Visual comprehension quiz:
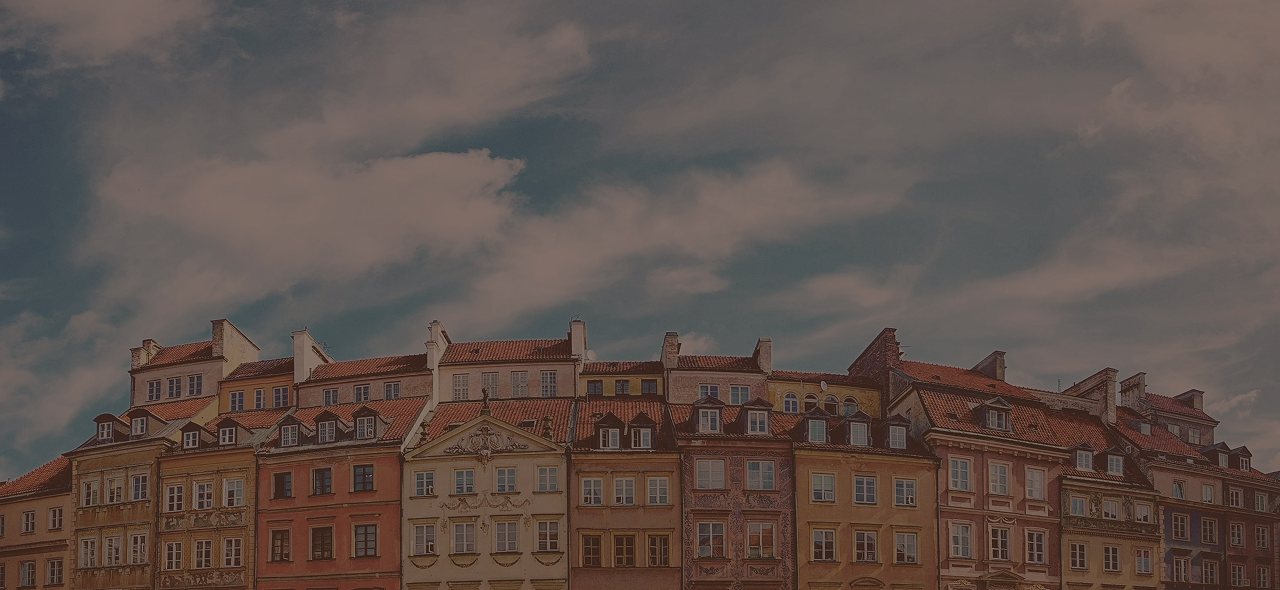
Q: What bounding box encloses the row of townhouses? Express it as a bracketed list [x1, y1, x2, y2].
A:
[0, 319, 1277, 590]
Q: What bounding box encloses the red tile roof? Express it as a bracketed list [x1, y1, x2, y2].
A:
[1046, 410, 1147, 485]
[215, 408, 291, 430]
[145, 340, 216, 368]
[427, 398, 574, 443]
[1114, 407, 1205, 458]
[582, 361, 664, 376]
[900, 360, 1037, 400]
[770, 370, 881, 389]
[916, 389, 1060, 446]
[669, 404, 800, 439]
[676, 355, 761, 372]
[1145, 393, 1217, 422]
[225, 357, 293, 381]
[290, 397, 427, 443]
[0, 456, 71, 499]
[440, 339, 574, 364]
[132, 397, 217, 421]
[307, 354, 428, 382]
[572, 398, 672, 449]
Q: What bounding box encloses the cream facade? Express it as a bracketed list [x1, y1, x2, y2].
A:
[0, 458, 72, 590]
[129, 319, 259, 408]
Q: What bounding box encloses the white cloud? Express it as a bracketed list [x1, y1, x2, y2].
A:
[676, 332, 717, 356]
[1, 0, 212, 65]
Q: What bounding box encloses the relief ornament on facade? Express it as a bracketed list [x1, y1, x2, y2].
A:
[443, 424, 529, 466]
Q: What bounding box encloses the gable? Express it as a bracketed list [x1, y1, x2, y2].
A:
[408, 415, 561, 461]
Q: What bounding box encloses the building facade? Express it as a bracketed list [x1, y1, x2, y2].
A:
[0, 457, 72, 590]
[129, 319, 259, 408]
[435, 321, 587, 404]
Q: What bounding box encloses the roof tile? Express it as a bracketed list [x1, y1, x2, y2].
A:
[917, 388, 1060, 446]
[214, 408, 292, 430]
[573, 398, 673, 449]
[225, 357, 293, 381]
[427, 398, 574, 443]
[0, 456, 71, 499]
[307, 354, 428, 382]
[290, 398, 427, 443]
[670, 404, 799, 439]
[900, 360, 1037, 400]
[1145, 393, 1217, 422]
[1046, 409, 1147, 485]
[582, 361, 664, 376]
[145, 340, 215, 368]
[440, 340, 574, 364]
[133, 397, 217, 421]
[676, 355, 761, 372]
[1114, 407, 1206, 458]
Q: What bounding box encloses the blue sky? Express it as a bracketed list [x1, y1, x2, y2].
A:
[2, 1, 1279, 478]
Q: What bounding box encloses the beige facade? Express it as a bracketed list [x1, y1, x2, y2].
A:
[129, 319, 259, 407]
[298, 370, 433, 407]
[1059, 477, 1161, 590]
[0, 458, 72, 590]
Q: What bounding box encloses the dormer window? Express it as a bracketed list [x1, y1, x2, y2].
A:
[1107, 455, 1124, 476]
[1219, 454, 1229, 468]
[599, 428, 620, 449]
[1168, 424, 1180, 437]
[699, 409, 721, 433]
[1076, 450, 1093, 470]
[888, 426, 907, 449]
[1188, 428, 1201, 445]
[219, 427, 236, 445]
[808, 420, 827, 443]
[98, 422, 113, 441]
[356, 416, 376, 440]
[131, 417, 147, 437]
[1139, 423, 1151, 435]
[183, 431, 199, 449]
[1241, 458, 1251, 471]
[318, 421, 336, 443]
[747, 411, 769, 435]
[280, 425, 299, 447]
[849, 422, 869, 446]
[987, 409, 1009, 430]
[631, 428, 651, 449]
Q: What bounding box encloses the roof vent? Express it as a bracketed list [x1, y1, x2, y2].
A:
[471, 347, 481, 354]
[1139, 423, 1151, 435]
[986, 384, 997, 389]
[519, 419, 537, 428]
[591, 413, 603, 420]
[945, 412, 960, 421]
[1028, 423, 1038, 431]
[932, 375, 942, 380]
[445, 422, 463, 432]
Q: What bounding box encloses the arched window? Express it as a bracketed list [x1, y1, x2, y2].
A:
[804, 394, 819, 412]
[783, 393, 799, 414]
[842, 397, 859, 417]
[823, 395, 838, 415]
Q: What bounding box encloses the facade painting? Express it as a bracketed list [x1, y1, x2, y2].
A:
[0, 457, 72, 590]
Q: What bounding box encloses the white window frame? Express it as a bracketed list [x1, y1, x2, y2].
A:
[648, 476, 669, 505]
[989, 461, 1010, 495]
[812, 473, 835, 502]
[581, 478, 603, 506]
[747, 410, 769, 435]
[632, 428, 651, 448]
[696, 459, 725, 489]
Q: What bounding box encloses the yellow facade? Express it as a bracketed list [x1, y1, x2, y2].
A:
[578, 368, 665, 399]
[156, 444, 258, 588]
[767, 377, 881, 419]
[1059, 478, 1161, 590]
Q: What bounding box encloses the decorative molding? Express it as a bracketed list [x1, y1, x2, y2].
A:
[491, 552, 522, 567]
[440, 494, 532, 514]
[161, 510, 245, 531]
[158, 570, 244, 587]
[409, 554, 439, 569]
[449, 553, 480, 568]
[697, 564, 726, 576]
[532, 551, 563, 566]
[443, 425, 529, 465]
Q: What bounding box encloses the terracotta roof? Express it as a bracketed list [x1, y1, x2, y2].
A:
[145, 340, 215, 368]
[676, 355, 761, 372]
[307, 354, 428, 382]
[289, 398, 427, 443]
[1046, 410, 1147, 485]
[0, 456, 71, 499]
[215, 408, 291, 430]
[770, 370, 881, 389]
[441, 339, 574, 364]
[916, 389, 1060, 446]
[669, 404, 800, 439]
[899, 360, 1037, 400]
[1114, 407, 1205, 458]
[1145, 393, 1217, 422]
[582, 361, 664, 376]
[225, 357, 293, 381]
[572, 398, 673, 449]
[134, 397, 217, 421]
[427, 398, 574, 443]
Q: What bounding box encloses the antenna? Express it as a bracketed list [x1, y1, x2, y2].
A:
[570, 313, 581, 321]
[820, 381, 828, 391]
[1057, 379, 1061, 393]
[586, 350, 597, 361]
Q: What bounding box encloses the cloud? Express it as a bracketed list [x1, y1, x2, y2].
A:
[1, 0, 212, 65]
[676, 332, 717, 356]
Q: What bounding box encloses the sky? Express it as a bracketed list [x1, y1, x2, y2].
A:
[1, 1, 1279, 479]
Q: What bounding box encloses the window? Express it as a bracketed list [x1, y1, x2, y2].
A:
[1219, 453, 1231, 467]
[147, 380, 161, 401]
[1070, 542, 1087, 569]
[581, 478, 603, 505]
[1173, 514, 1188, 539]
[1102, 545, 1120, 572]
[632, 427, 651, 448]
[849, 422, 869, 446]
[987, 409, 1009, 430]
[586, 380, 603, 396]
[812, 473, 835, 502]
[82, 480, 100, 506]
[1026, 468, 1045, 501]
[730, 385, 749, 405]
[1204, 484, 1216, 503]
[895, 479, 917, 506]
[313, 468, 333, 495]
[1136, 503, 1151, 523]
[855, 531, 878, 562]
[698, 409, 720, 433]
[648, 477, 669, 504]
[188, 374, 203, 396]
[220, 426, 236, 445]
[454, 469, 474, 494]
[824, 395, 838, 414]
[511, 371, 528, 397]
[97, 422, 113, 441]
[812, 529, 835, 561]
[163, 541, 181, 570]
[990, 527, 1009, 560]
[48, 507, 62, 531]
[599, 428, 619, 449]
[699, 384, 719, 399]
[808, 420, 827, 442]
[46, 559, 62, 586]
[132, 474, 148, 500]
[19, 562, 33, 588]
[223, 538, 242, 567]
[843, 397, 859, 416]
[1232, 522, 1244, 546]
[888, 425, 907, 449]
[855, 475, 878, 504]
[989, 463, 1009, 495]
[271, 530, 291, 561]
[254, 389, 264, 409]
[230, 390, 244, 411]
[127, 535, 146, 566]
[582, 535, 601, 566]
[747, 411, 769, 435]
[950, 458, 970, 491]
[1231, 488, 1244, 507]
[168, 377, 182, 398]
[183, 430, 199, 448]
[1173, 558, 1189, 582]
[615, 380, 631, 395]
[495, 522, 518, 553]
[18, 510, 34, 534]
[614, 535, 635, 566]
[80, 538, 98, 568]
[131, 416, 147, 437]
[323, 388, 338, 405]
[1189, 428, 1201, 445]
[1205, 560, 1219, 585]
[270, 385, 288, 407]
[614, 477, 635, 505]
[104, 536, 121, 566]
[540, 371, 557, 397]
[453, 523, 475, 554]
[196, 482, 214, 509]
[356, 416, 376, 439]
[165, 485, 184, 512]
[1026, 530, 1044, 564]
[1260, 566, 1271, 588]
[896, 532, 919, 564]
[107, 478, 121, 503]
[353, 465, 374, 492]
[648, 535, 669, 566]
[1203, 518, 1219, 544]
[1259, 525, 1271, 549]
[279, 424, 298, 446]
[698, 522, 725, 558]
[414, 471, 434, 496]
[641, 379, 658, 395]
[1243, 457, 1252, 471]
[697, 459, 725, 489]
[538, 466, 558, 492]
[1076, 450, 1093, 470]
[353, 384, 370, 402]
[747, 523, 775, 558]
[452, 374, 469, 400]
[311, 526, 334, 559]
[317, 421, 335, 443]
[1105, 454, 1123, 475]
[747, 461, 775, 490]
[537, 521, 559, 552]
[1136, 548, 1152, 574]
[384, 381, 401, 399]
[951, 523, 971, 558]
[1173, 480, 1185, 499]
[1103, 500, 1118, 520]
[783, 393, 799, 413]
[479, 372, 498, 397]
[1259, 493, 1269, 512]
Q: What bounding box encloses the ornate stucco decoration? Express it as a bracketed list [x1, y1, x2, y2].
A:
[491, 552, 522, 567]
[409, 554, 439, 569]
[443, 425, 529, 466]
[532, 552, 563, 566]
[946, 580, 976, 590]
[161, 510, 246, 531]
[159, 570, 245, 587]
[440, 494, 533, 513]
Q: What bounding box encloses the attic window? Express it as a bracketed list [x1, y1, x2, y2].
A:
[632, 428, 652, 449]
[1218, 454, 1229, 468]
[1107, 455, 1124, 476]
[932, 375, 942, 380]
[97, 422, 113, 441]
[986, 384, 997, 389]
[183, 431, 199, 449]
[986, 409, 1010, 430]
[808, 420, 827, 443]
[356, 416, 376, 440]
[318, 421, 336, 443]
[1139, 423, 1151, 435]
[1027, 423, 1039, 432]
[888, 426, 907, 449]
[699, 409, 721, 433]
[747, 411, 769, 435]
[849, 422, 869, 446]
[471, 347, 481, 354]
[945, 412, 960, 421]
[1076, 450, 1093, 470]
[280, 425, 299, 447]
[599, 428, 620, 449]
[519, 419, 537, 429]
[131, 417, 148, 437]
[219, 427, 236, 445]
[1241, 457, 1251, 471]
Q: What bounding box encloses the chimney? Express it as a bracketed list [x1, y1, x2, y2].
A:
[1119, 373, 1147, 408]
[131, 339, 162, 370]
[211, 320, 226, 358]
[1174, 389, 1204, 411]
[661, 332, 680, 370]
[1061, 368, 1119, 424]
[569, 320, 587, 359]
[292, 329, 333, 384]
[972, 351, 1006, 382]
[425, 320, 449, 371]
[753, 338, 772, 375]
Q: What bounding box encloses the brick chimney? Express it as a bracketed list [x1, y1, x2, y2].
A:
[662, 332, 680, 370]
[972, 351, 1006, 382]
[1119, 373, 1147, 408]
[1174, 389, 1204, 411]
[131, 339, 163, 370]
[753, 338, 772, 375]
[1061, 367, 1119, 424]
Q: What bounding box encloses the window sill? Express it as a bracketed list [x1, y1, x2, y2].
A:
[351, 554, 381, 560]
[695, 556, 731, 562]
[449, 552, 481, 557]
[350, 488, 377, 494]
[270, 496, 294, 501]
[411, 494, 438, 499]
[307, 557, 336, 562]
[892, 561, 923, 567]
[450, 493, 478, 497]
[267, 559, 292, 563]
[492, 491, 521, 495]
[309, 492, 335, 498]
[533, 490, 563, 495]
[809, 559, 840, 564]
[745, 489, 780, 494]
